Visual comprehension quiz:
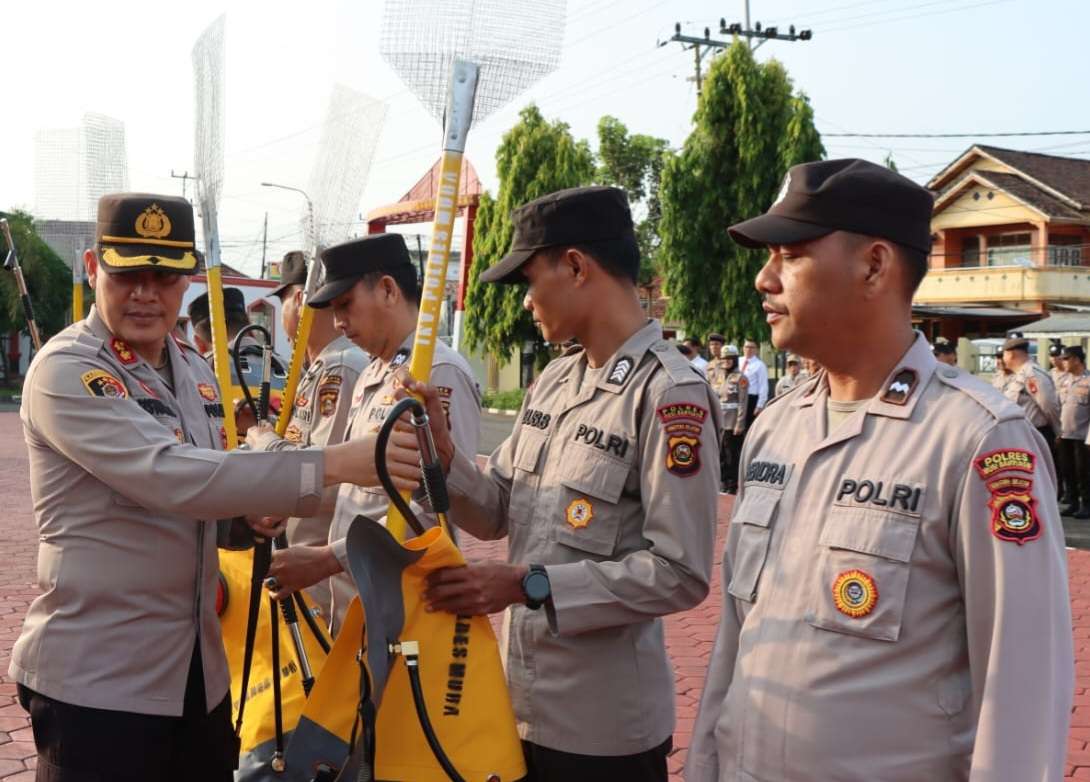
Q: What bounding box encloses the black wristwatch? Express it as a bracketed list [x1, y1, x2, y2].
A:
[521, 564, 551, 610]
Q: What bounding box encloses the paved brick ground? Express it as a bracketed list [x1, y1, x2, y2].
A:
[0, 410, 1084, 780]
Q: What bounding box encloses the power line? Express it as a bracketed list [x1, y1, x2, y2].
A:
[821, 0, 1012, 34]
[824, 130, 1090, 139]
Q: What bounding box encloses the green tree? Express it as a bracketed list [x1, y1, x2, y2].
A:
[658, 42, 824, 342]
[0, 210, 72, 362]
[595, 116, 670, 304]
[463, 105, 595, 368]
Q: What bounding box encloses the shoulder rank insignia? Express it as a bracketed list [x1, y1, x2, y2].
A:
[832, 569, 878, 618]
[986, 476, 1041, 545]
[110, 338, 137, 365]
[880, 368, 917, 405]
[81, 369, 128, 399]
[657, 403, 708, 477]
[565, 498, 594, 529]
[196, 383, 218, 402]
[607, 356, 634, 386]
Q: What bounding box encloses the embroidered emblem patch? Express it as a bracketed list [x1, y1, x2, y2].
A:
[607, 356, 634, 386]
[974, 449, 1035, 479]
[174, 428, 185, 443]
[318, 386, 338, 417]
[832, 569, 878, 618]
[566, 498, 594, 529]
[135, 204, 171, 238]
[196, 383, 218, 402]
[1027, 378, 1039, 395]
[110, 338, 137, 365]
[296, 393, 310, 409]
[880, 368, 917, 405]
[81, 369, 128, 399]
[986, 478, 1041, 545]
[657, 403, 707, 477]
[285, 423, 304, 444]
[390, 349, 410, 369]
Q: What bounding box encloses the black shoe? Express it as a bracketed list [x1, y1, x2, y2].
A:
[1076, 506, 1090, 520]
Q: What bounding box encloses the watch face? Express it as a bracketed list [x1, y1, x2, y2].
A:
[524, 571, 550, 603]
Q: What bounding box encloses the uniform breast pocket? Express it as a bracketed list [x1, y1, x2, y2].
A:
[726, 487, 780, 602]
[551, 450, 629, 559]
[808, 508, 919, 642]
[510, 428, 548, 523]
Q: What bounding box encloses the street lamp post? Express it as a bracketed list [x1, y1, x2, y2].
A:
[260, 181, 316, 260]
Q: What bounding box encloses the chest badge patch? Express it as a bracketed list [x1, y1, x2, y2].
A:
[1027, 378, 1039, 395]
[565, 498, 595, 529]
[390, 349, 410, 370]
[81, 369, 128, 399]
[880, 368, 917, 405]
[832, 569, 878, 618]
[285, 422, 304, 444]
[196, 383, 218, 402]
[607, 356, 634, 386]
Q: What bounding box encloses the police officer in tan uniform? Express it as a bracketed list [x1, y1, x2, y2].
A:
[255, 234, 481, 636]
[251, 249, 370, 617]
[406, 186, 720, 782]
[1002, 334, 1061, 441]
[932, 336, 957, 366]
[688, 160, 1072, 782]
[1060, 345, 1090, 517]
[1050, 342, 1068, 388]
[716, 346, 749, 494]
[774, 354, 803, 395]
[11, 193, 423, 782]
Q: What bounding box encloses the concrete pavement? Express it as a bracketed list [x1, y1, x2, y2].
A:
[0, 410, 1087, 780]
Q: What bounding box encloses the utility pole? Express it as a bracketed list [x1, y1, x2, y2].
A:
[169, 169, 197, 200]
[260, 212, 268, 279]
[657, 24, 728, 97]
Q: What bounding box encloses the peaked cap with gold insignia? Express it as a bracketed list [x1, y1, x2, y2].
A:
[96, 193, 200, 274]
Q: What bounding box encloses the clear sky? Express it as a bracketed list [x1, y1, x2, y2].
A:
[3, 0, 1087, 277]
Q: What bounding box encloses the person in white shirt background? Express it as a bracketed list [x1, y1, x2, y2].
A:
[740, 338, 769, 422]
[684, 337, 709, 375]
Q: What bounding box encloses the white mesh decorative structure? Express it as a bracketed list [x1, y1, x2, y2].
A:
[306, 85, 388, 251]
[379, 0, 566, 127]
[192, 14, 226, 265]
[34, 113, 129, 222]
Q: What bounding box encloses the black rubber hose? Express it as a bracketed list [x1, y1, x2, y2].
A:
[231, 323, 272, 423]
[375, 397, 428, 537]
[405, 655, 466, 782]
[269, 595, 285, 767]
[293, 591, 331, 655]
[233, 538, 271, 736]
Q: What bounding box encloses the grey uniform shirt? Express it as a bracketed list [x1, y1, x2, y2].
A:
[687, 333, 1073, 782]
[11, 306, 324, 716]
[325, 332, 481, 635]
[1062, 370, 1090, 441]
[445, 320, 721, 756]
[260, 335, 368, 617]
[1004, 360, 1061, 433]
[775, 372, 803, 397]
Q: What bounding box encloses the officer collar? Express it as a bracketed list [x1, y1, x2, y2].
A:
[791, 331, 936, 421]
[592, 319, 661, 395]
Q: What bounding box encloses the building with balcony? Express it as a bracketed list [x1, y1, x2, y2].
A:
[914, 145, 1090, 341]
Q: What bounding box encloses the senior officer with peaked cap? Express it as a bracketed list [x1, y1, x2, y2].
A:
[403, 186, 721, 781]
[11, 193, 422, 782]
[686, 160, 1073, 782]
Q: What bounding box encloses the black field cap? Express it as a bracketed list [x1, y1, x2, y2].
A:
[188, 287, 247, 325]
[932, 337, 956, 356]
[1063, 345, 1086, 362]
[481, 186, 635, 284]
[1002, 335, 1030, 352]
[707, 333, 725, 344]
[1049, 343, 1063, 357]
[96, 193, 200, 274]
[729, 159, 935, 255]
[271, 250, 308, 298]
[309, 234, 412, 308]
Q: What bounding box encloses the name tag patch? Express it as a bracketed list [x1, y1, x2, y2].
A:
[573, 423, 629, 459]
[522, 408, 552, 430]
[835, 478, 922, 513]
